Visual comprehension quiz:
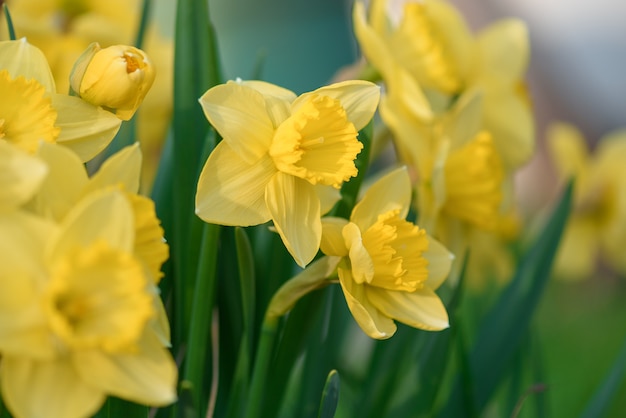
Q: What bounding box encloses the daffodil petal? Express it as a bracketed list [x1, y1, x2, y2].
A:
[553, 218, 598, 281]
[423, 235, 454, 290]
[342, 222, 374, 284]
[367, 286, 449, 331]
[351, 167, 412, 231]
[547, 122, 589, 179]
[237, 80, 295, 126]
[33, 142, 88, 220]
[151, 297, 171, 347]
[0, 38, 56, 92]
[295, 80, 380, 131]
[483, 90, 534, 170]
[87, 143, 142, 194]
[74, 330, 177, 406]
[321, 217, 349, 257]
[195, 141, 274, 226]
[445, 89, 484, 149]
[265, 172, 321, 267]
[1, 356, 105, 418]
[199, 83, 274, 164]
[352, 1, 395, 79]
[0, 141, 47, 211]
[48, 190, 134, 265]
[52, 94, 123, 162]
[316, 184, 342, 215]
[338, 268, 396, 339]
[476, 19, 529, 84]
[0, 212, 56, 359]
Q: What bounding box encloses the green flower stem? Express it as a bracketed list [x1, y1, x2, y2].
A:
[2, 4, 16, 41]
[244, 314, 279, 418]
[181, 222, 220, 415]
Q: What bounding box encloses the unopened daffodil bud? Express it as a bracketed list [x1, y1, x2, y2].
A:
[70, 42, 156, 120]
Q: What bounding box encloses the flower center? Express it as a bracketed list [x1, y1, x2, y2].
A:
[0, 70, 60, 153]
[443, 131, 504, 229]
[391, 2, 461, 94]
[123, 52, 144, 74]
[46, 240, 154, 352]
[361, 209, 429, 291]
[269, 94, 362, 188]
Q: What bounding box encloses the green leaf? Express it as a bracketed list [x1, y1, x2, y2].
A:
[579, 335, 626, 418]
[318, 370, 340, 418]
[438, 180, 573, 417]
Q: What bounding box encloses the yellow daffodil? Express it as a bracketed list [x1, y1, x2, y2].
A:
[70, 43, 156, 121]
[0, 38, 122, 161]
[30, 141, 168, 284]
[0, 190, 177, 418]
[548, 123, 626, 279]
[319, 167, 453, 339]
[353, 0, 534, 169]
[195, 79, 380, 267]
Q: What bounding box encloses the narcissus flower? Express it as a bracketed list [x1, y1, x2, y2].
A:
[320, 167, 453, 339]
[195, 79, 380, 267]
[353, 0, 534, 169]
[548, 123, 626, 279]
[70, 43, 156, 121]
[0, 38, 122, 161]
[0, 190, 177, 418]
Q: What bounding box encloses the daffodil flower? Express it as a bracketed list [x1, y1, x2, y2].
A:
[0, 38, 121, 161]
[548, 123, 626, 279]
[195, 79, 380, 267]
[0, 190, 177, 418]
[353, 0, 534, 169]
[320, 167, 453, 339]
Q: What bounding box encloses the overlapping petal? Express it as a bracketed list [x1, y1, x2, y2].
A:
[87, 142, 141, 194]
[0, 38, 56, 92]
[320, 217, 349, 257]
[0, 141, 47, 211]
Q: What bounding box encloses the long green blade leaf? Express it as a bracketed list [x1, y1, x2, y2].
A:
[318, 370, 340, 418]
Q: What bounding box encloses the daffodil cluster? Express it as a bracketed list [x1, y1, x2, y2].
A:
[353, 0, 533, 282]
[0, 38, 176, 418]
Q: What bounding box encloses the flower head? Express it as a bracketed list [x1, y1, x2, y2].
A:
[70, 43, 156, 121]
[195, 79, 380, 267]
[320, 167, 453, 339]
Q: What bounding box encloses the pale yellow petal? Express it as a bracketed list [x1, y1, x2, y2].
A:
[33, 142, 88, 220]
[237, 80, 295, 126]
[320, 217, 349, 257]
[52, 94, 123, 162]
[87, 142, 142, 194]
[151, 298, 171, 347]
[351, 167, 412, 231]
[338, 268, 396, 339]
[342, 222, 374, 284]
[74, 330, 177, 406]
[367, 286, 449, 330]
[199, 83, 274, 164]
[295, 80, 380, 131]
[316, 184, 342, 215]
[48, 190, 134, 265]
[1, 356, 105, 418]
[385, 67, 434, 122]
[0, 38, 56, 92]
[444, 89, 484, 150]
[553, 218, 598, 281]
[265, 172, 321, 267]
[0, 141, 47, 211]
[475, 19, 529, 84]
[547, 122, 589, 179]
[422, 235, 453, 290]
[352, 1, 395, 79]
[195, 141, 274, 226]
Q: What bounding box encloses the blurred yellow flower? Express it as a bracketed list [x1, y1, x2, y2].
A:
[195, 79, 380, 267]
[320, 167, 453, 339]
[0, 38, 121, 161]
[0, 140, 47, 212]
[548, 123, 626, 280]
[0, 190, 177, 418]
[353, 0, 534, 169]
[71, 43, 156, 121]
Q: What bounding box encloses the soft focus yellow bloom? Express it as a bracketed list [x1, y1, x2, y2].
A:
[71, 43, 156, 121]
[0, 140, 47, 212]
[30, 142, 168, 283]
[0, 38, 122, 161]
[0, 190, 177, 418]
[548, 123, 626, 279]
[320, 167, 453, 339]
[353, 0, 534, 169]
[196, 79, 380, 267]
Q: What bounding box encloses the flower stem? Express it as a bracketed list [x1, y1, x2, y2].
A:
[2, 4, 16, 41]
[245, 314, 279, 418]
[135, 0, 152, 49]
